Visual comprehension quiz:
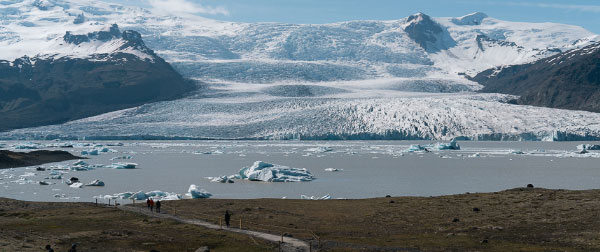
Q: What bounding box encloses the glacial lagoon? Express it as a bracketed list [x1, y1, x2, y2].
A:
[1, 140, 599, 202]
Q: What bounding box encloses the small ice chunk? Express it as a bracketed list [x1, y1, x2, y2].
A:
[110, 155, 132, 160]
[511, 150, 525, 155]
[86, 179, 105, 186]
[129, 191, 148, 200]
[405, 144, 427, 152]
[324, 168, 343, 172]
[69, 182, 84, 188]
[238, 161, 314, 182]
[435, 139, 461, 150]
[577, 144, 600, 151]
[108, 162, 138, 169]
[208, 176, 234, 183]
[301, 194, 331, 200]
[39, 181, 50, 185]
[186, 184, 212, 199]
[305, 146, 333, 153]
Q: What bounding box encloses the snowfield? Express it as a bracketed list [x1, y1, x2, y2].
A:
[1, 0, 600, 140]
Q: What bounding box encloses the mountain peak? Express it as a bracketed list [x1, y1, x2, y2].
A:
[404, 12, 456, 53]
[407, 12, 432, 24]
[452, 12, 488, 25]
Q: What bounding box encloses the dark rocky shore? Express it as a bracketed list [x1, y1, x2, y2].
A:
[0, 150, 81, 169]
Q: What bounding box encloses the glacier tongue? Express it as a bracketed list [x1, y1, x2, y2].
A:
[3, 92, 600, 141]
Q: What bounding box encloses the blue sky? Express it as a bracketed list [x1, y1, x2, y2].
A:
[118, 0, 600, 33]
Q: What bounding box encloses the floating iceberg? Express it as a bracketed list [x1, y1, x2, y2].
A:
[81, 149, 99, 155]
[405, 144, 427, 152]
[13, 142, 40, 149]
[435, 139, 461, 150]
[86, 179, 105, 186]
[305, 146, 333, 153]
[207, 176, 235, 183]
[238, 161, 314, 182]
[186, 184, 212, 199]
[108, 162, 138, 169]
[577, 144, 600, 151]
[39, 181, 50, 185]
[324, 168, 343, 172]
[98, 190, 181, 201]
[69, 182, 84, 188]
[301, 194, 331, 200]
[511, 150, 525, 155]
[110, 155, 132, 160]
[49, 174, 62, 179]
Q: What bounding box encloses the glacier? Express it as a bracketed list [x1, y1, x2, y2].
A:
[1, 0, 600, 140]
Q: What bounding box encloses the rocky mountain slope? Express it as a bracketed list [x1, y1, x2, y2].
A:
[473, 42, 600, 112]
[0, 24, 194, 131]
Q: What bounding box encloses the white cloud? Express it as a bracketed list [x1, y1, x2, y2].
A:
[148, 0, 229, 16]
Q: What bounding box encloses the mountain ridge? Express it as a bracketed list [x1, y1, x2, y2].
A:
[0, 24, 195, 131]
[473, 41, 600, 112]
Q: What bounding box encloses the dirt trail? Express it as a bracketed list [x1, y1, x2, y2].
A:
[118, 205, 310, 252]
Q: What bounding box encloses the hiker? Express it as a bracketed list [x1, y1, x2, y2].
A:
[149, 198, 154, 212]
[45, 244, 54, 252]
[156, 200, 161, 213]
[146, 198, 151, 209]
[224, 210, 231, 227]
[68, 244, 77, 252]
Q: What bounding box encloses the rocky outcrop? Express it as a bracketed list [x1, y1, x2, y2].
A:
[0, 25, 195, 131]
[473, 42, 600, 112]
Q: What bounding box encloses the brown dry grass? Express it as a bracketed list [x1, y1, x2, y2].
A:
[154, 188, 600, 251]
[0, 198, 275, 252]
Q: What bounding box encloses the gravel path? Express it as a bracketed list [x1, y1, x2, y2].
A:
[118, 205, 310, 252]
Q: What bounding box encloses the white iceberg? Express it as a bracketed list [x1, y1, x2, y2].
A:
[129, 191, 148, 200]
[435, 139, 461, 150]
[301, 194, 331, 200]
[108, 162, 138, 169]
[110, 155, 132, 160]
[324, 168, 343, 172]
[238, 161, 314, 182]
[207, 176, 235, 183]
[405, 144, 427, 152]
[186, 184, 212, 199]
[305, 146, 333, 153]
[86, 179, 105, 186]
[577, 144, 600, 151]
[69, 182, 84, 188]
[98, 190, 181, 201]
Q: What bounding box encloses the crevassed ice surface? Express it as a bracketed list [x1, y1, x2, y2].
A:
[5, 92, 600, 140]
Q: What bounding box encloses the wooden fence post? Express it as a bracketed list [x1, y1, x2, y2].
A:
[239, 218, 242, 229]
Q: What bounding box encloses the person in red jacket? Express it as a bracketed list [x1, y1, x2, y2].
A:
[149, 198, 154, 212]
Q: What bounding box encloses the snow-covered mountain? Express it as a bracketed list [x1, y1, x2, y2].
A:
[1, 0, 600, 140]
[1, 1, 596, 81]
[0, 23, 193, 131]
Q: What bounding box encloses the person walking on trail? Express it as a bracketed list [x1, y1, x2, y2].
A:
[156, 200, 161, 213]
[146, 198, 151, 209]
[45, 244, 54, 252]
[149, 198, 154, 212]
[224, 210, 231, 227]
[68, 244, 77, 252]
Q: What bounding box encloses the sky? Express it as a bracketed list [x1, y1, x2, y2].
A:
[115, 0, 600, 33]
